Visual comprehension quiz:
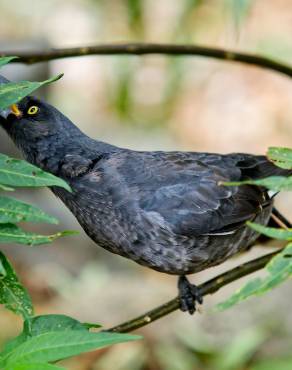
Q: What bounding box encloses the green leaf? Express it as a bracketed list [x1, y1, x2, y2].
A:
[0, 224, 77, 246]
[0, 56, 17, 69]
[82, 322, 102, 330]
[217, 243, 292, 310]
[0, 251, 33, 320]
[0, 259, 6, 276]
[0, 74, 63, 110]
[6, 363, 65, 370]
[0, 196, 58, 224]
[0, 184, 14, 191]
[0, 154, 71, 191]
[2, 331, 140, 366]
[247, 222, 292, 240]
[222, 175, 292, 192]
[1, 314, 100, 359]
[25, 314, 95, 335]
[267, 147, 292, 169]
[0, 314, 139, 367]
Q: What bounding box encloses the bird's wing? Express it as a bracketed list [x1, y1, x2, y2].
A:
[110, 151, 284, 237]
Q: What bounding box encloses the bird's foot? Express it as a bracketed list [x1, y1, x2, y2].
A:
[178, 275, 203, 315]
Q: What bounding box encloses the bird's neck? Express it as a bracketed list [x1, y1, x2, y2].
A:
[22, 134, 116, 176]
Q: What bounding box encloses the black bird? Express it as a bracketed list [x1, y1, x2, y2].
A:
[0, 76, 290, 314]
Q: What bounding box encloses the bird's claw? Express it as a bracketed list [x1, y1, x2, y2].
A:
[178, 276, 203, 315]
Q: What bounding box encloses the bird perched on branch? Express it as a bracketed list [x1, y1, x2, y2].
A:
[0, 75, 290, 314]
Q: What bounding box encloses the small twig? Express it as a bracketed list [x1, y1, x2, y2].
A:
[272, 208, 292, 229]
[1, 43, 292, 78]
[106, 249, 279, 333]
[271, 213, 288, 230]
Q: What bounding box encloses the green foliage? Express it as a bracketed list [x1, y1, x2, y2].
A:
[0, 251, 33, 320]
[223, 146, 292, 191]
[218, 146, 292, 310]
[0, 184, 14, 191]
[223, 176, 292, 192]
[6, 364, 65, 370]
[0, 224, 77, 246]
[0, 152, 76, 247]
[0, 315, 139, 369]
[0, 74, 63, 110]
[247, 222, 292, 240]
[0, 196, 58, 224]
[217, 221, 292, 311]
[0, 57, 138, 369]
[217, 243, 292, 310]
[0, 56, 17, 68]
[267, 147, 292, 169]
[0, 154, 71, 191]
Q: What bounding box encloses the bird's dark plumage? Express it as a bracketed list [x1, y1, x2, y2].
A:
[0, 84, 290, 313]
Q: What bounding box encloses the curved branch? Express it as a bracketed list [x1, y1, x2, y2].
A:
[2, 43, 292, 78]
[107, 250, 279, 333]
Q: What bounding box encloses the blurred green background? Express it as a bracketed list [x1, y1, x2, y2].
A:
[1, 0, 292, 369]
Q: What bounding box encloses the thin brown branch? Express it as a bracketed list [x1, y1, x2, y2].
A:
[2, 43, 292, 78]
[106, 250, 279, 333]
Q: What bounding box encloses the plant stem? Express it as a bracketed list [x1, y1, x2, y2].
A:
[106, 250, 279, 333]
[2, 43, 292, 78]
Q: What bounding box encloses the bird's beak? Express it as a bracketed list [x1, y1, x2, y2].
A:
[0, 104, 22, 119]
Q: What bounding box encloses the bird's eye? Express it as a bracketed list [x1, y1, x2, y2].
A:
[27, 106, 39, 115]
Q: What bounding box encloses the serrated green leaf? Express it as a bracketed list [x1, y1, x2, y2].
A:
[223, 175, 292, 192]
[0, 56, 17, 69]
[6, 363, 65, 370]
[0, 251, 33, 320]
[0, 154, 71, 191]
[0, 196, 58, 224]
[0, 223, 76, 246]
[0, 74, 63, 110]
[247, 222, 292, 240]
[217, 243, 292, 310]
[2, 331, 140, 366]
[267, 147, 292, 169]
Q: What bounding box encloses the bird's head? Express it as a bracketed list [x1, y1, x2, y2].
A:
[0, 94, 83, 162]
[1, 96, 65, 140]
[0, 75, 110, 170]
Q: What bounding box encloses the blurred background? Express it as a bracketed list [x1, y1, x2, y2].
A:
[1, 0, 292, 369]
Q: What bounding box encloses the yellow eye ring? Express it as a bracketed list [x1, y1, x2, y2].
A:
[27, 106, 39, 115]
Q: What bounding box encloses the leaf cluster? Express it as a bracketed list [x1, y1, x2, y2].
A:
[0, 57, 139, 369]
[219, 146, 292, 309]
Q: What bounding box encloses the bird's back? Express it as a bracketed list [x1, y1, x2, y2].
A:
[52, 148, 290, 274]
